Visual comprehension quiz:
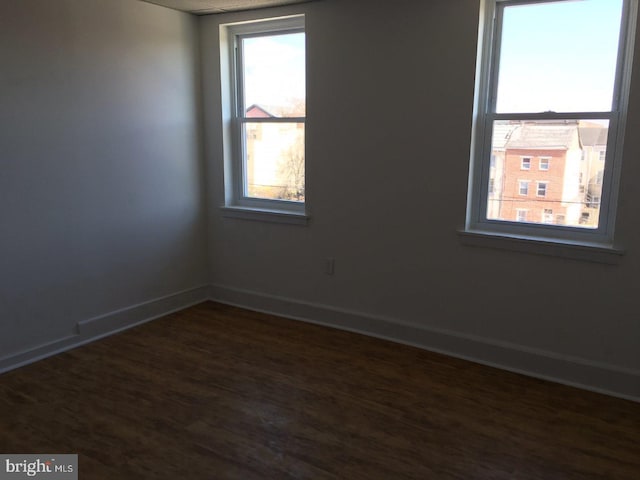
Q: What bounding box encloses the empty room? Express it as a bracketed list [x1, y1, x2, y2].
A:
[1, 0, 639, 478]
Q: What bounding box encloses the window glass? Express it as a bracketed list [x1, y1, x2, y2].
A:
[242, 33, 306, 116]
[486, 120, 609, 229]
[243, 122, 305, 201]
[495, 0, 624, 113]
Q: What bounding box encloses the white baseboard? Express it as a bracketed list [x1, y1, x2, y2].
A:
[0, 285, 210, 375]
[209, 284, 640, 403]
[3, 283, 638, 403]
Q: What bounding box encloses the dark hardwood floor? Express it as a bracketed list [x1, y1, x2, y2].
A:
[0, 301, 638, 479]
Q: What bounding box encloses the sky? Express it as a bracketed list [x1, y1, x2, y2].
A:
[496, 0, 625, 113]
[242, 32, 305, 115]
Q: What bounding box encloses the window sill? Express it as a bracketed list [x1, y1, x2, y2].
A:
[458, 230, 624, 264]
[221, 206, 309, 226]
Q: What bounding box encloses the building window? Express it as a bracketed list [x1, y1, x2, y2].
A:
[587, 194, 601, 208]
[221, 15, 306, 215]
[516, 208, 527, 222]
[536, 182, 548, 198]
[518, 180, 529, 196]
[580, 212, 591, 225]
[466, 0, 636, 245]
[516, 209, 527, 222]
[539, 157, 550, 171]
[542, 208, 553, 224]
[489, 178, 495, 194]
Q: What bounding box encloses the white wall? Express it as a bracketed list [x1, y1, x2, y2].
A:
[0, 0, 208, 360]
[201, 0, 640, 398]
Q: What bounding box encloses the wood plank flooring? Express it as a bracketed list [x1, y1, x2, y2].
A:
[0, 301, 638, 479]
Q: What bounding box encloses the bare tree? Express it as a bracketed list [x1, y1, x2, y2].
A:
[277, 128, 305, 201]
[269, 98, 305, 200]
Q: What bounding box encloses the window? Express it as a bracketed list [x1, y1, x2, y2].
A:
[518, 180, 529, 196]
[587, 194, 601, 208]
[221, 15, 306, 217]
[516, 209, 527, 222]
[595, 170, 604, 185]
[580, 212, 591, 224]
[466, 0, 636, 246]
[542, 209, 554, 224]
[539, 157, 550, 171]
[536, 181, 548, 198]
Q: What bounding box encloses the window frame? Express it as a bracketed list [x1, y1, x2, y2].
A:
[599, 149, 607, 162]
[518, 180, 529, 196]
[536, 181, 548, 198]
[466, 0, 638, 248]
[221, 15, 307, 219]
[580, 212, 591, 224]
[539, 157, 550, 171]
[516, 209, 528, 222]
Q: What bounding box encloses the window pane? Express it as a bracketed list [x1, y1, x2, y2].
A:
[496, 0, 623, 113]
[486, 120, 609, 229]
[242, 32, 305, 117]
[244, 122, 305, 201]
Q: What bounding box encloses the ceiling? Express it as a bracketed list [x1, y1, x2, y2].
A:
[139, 0, 315, 15]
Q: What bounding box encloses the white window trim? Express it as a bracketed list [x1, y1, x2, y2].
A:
[520, 157, 531, 170]
[463, 0, 638, 254]
[458, 230, 625, 264]
[219, 14, 308, 223]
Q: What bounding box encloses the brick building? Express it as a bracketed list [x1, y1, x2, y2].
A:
[244, 104, 304, 200]
[487, 120, 607, 228]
